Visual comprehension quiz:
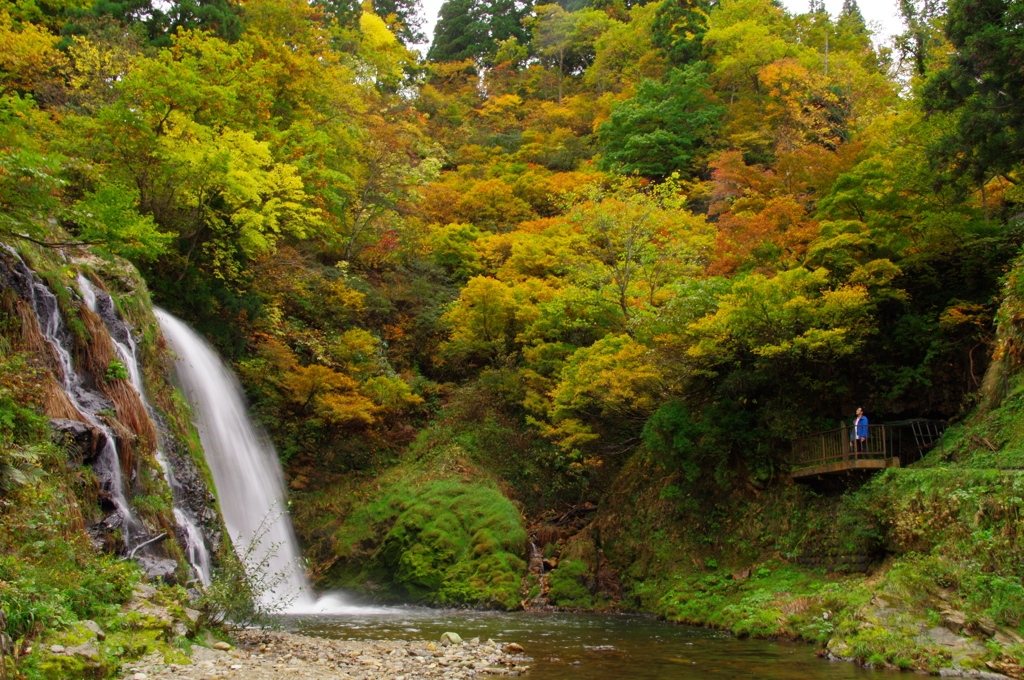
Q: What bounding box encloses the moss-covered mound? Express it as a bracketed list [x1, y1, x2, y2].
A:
[309, 449, 527, 609]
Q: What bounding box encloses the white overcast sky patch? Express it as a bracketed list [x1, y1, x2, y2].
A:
[414, 0, 907, 54]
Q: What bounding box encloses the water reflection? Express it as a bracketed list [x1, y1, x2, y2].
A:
[278, 607, 896, 679]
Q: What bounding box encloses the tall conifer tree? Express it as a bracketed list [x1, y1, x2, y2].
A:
[651, 0, 710, 66]
[924, 0, 1024, 183]
[428, 0, 488, 61]
[375, 0, 427, 44]
[66, 0, 242, 46]
[427, 0, 531, 63]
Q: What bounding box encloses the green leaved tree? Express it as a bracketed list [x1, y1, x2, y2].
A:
[597, 63, 724, 179]
[923, 0, 1024, 184]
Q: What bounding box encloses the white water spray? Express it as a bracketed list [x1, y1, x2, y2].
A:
[156, 310, 388, 614]
[156, 310, 316, 610]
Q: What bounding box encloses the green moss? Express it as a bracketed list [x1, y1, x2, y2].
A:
[546, 560, 594, 610]
[21, 624, 195, 679]
[318, 454, 526, 609]
[397, 384, 568, 512]
[32, 652, 107, 680]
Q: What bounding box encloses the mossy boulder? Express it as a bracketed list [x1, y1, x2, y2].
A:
[546, 560, 594, 610]
[321, 458, 527, 609]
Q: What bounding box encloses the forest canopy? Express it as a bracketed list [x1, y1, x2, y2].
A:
[1, 0, 1020, 493]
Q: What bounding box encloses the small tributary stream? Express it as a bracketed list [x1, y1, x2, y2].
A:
[278, 608, 898, 679]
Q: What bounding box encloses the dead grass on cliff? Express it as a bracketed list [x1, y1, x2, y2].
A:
[80, 304, 158, 455]
[42, 378, 87, 422]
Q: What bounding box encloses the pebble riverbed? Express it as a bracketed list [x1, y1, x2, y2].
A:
[121, 630, 532, 680]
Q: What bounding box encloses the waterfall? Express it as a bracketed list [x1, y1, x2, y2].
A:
[1, 247, 370, 610]
[77, 275, 212, 586]
[156, 310, 316, 610]
[4, 249, 146, 550]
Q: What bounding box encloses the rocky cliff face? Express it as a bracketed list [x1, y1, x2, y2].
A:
[0, 244, 224, 586]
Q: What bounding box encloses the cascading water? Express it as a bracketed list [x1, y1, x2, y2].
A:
[156, 310, 316, 610]
[156, 311, 384, 614]
[4, 250, 146, 549]
[77, 275, 212, 586]
[1, 247, 368, 609]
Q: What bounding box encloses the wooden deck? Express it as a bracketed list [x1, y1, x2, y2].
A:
[791, 454, 900, 479]
[789, 420, 944, 480]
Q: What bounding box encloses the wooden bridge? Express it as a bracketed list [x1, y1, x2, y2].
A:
[789, 420, 946, 480]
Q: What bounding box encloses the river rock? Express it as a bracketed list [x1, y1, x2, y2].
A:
[213, 641, 232, 651]
[120, 629, 536, 680]
[938, 668, 1012, 679]
[440, 632, 463, 645]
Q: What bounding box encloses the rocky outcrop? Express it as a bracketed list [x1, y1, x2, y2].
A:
[49, 418, 105, 465]
[1, 247, 225, 586]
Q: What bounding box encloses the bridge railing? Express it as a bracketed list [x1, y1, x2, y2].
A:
[790, 420, 946, 472]
[790, 424, 890, 470]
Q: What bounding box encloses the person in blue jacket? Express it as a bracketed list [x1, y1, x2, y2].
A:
[850, 407, 868, 453]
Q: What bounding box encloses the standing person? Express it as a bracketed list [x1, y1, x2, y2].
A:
[850, 407, 869, 453]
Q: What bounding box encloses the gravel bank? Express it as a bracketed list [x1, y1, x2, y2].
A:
[121, 630, 532, 680]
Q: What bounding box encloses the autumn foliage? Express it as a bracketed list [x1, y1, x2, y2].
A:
[0, 0, 1018, 494]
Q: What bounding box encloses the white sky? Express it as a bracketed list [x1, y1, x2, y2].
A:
[794, 0, 906, 42]
[415, 0, 907, 54]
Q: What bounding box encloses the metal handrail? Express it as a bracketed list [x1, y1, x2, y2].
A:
[790, 420, 947, 474]
[790, 424, 890, 469]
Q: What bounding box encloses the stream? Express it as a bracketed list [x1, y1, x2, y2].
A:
[277, 607, 897, 679]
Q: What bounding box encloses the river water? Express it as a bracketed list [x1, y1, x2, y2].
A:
[278, 607, 896, 679]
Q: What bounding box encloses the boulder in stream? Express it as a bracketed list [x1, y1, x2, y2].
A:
[440, 632, 463, 646]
